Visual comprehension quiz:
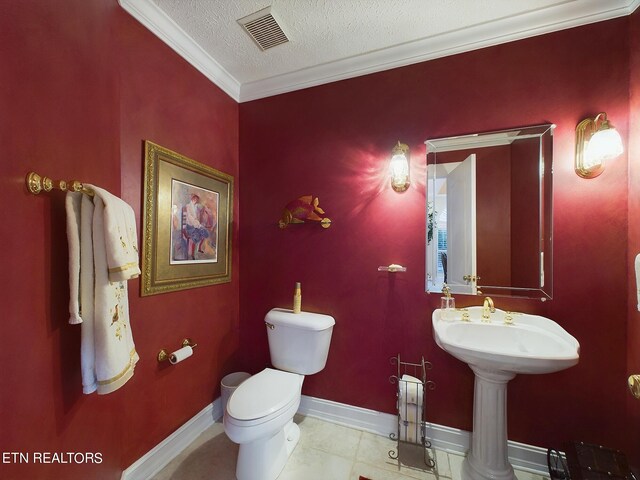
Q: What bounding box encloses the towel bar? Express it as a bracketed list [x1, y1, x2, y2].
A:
[26, 171, 94, 196]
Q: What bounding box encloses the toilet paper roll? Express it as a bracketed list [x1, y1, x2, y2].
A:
[399, 402, 421, 423]
[399, 421, 422, 443]
[398, 374, 423, 405]
[169, 346, 193, 365]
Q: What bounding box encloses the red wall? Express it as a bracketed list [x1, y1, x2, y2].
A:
[510, 138, 541, 289]
[239, 17, 637, 463]
[0, 1, 240, 479]
[627, 7, 640, 460]
[473, 146, 512, 289]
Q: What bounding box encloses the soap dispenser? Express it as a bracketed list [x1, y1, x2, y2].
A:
[440, 284, 455, 320]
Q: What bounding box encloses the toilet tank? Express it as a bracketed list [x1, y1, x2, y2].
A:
[265, 308, 335, 375]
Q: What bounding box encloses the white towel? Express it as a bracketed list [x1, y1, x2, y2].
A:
[399, 374, 424, 406]
[80, 194, 97, 393]
[65, 192, 83, 325]
[89, 185, 140, 282]
[66, 188, 140, 395]
[91, 193, 139, 394]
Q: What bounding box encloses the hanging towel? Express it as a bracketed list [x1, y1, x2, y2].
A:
[89, 186, 141, 282]
[65, 192, 83, 325]
[80, 194, 97, 393]
[65, 187, 140, 395]
[91, 192, 139, 394]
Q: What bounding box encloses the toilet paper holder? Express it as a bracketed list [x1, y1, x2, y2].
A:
[158, 338, 198, 363]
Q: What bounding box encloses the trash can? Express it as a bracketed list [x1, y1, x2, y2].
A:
[221, 372, 251, 416]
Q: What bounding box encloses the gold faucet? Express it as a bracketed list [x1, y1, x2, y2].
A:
[482, 297, 495, 321]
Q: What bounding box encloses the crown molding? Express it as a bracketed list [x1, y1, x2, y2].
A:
[118, 0, 241, 102]
[118, 0, 639, 104]
[240, 0, 639, 102]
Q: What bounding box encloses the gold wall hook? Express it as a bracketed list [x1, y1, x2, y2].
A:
[26, 172, 49, 194]
[629, 375, 640, 399]
[26, 171, 94, 196]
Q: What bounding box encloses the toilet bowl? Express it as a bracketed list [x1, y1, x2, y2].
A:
[223, 308, 335, 480]
[224, 368, 303, 480]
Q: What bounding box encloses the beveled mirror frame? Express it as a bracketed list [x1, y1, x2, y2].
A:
[425, 124, 554, 300]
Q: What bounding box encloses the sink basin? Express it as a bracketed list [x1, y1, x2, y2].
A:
[432, 306, 580, 480]
[432, 307, 580, 374]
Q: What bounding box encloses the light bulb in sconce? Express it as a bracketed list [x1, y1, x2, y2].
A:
[575, 112, 623, 178]
[390, 141, 410, 192]
[584, 124, 623, 166]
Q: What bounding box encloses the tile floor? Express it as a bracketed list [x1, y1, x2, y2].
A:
[152, 415, 551, 480]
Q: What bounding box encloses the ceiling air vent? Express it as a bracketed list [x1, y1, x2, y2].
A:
[238, 6, 289, 51]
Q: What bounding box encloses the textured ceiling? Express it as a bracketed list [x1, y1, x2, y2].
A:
[120, 0, 640, 101]
[151, 0, 567, 84]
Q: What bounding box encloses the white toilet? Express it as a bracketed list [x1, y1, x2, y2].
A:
[223, 308, 335, 480]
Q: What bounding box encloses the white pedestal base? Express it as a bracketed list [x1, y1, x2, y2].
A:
[462, 366, 516, 480]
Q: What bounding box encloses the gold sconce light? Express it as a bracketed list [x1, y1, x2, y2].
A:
[575, 112, 623, 178]
[390, 141, 410, 192]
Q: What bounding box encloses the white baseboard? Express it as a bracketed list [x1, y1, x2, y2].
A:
[122, 394, 549, 479]
[120, 399, 221, 480]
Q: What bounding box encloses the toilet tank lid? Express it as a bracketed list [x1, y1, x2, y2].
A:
[265, 308, 335, 331]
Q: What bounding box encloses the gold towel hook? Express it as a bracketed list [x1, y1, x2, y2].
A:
[26, 171, 94, 196]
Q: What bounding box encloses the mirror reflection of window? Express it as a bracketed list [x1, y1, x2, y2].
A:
[437, 210, 447, 284]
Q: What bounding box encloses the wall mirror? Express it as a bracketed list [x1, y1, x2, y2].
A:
[425, 124, 554, 300]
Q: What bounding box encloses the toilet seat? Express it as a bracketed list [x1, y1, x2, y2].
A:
[227, 368, 303, 426]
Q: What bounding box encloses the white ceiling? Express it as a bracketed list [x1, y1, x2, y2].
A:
[119, 0, 640, 102]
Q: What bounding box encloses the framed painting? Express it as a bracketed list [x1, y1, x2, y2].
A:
[141, 141, 233, 296]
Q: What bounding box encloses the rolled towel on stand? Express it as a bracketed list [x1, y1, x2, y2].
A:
[399, 400, 421, 423]
[389, 355, 434, 464]
[398, 373, 424, 441]
[399, 421, 423, 443]
[398, 374, 424, 406]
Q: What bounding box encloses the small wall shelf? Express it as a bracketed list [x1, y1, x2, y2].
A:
[378, 264, 407, 273]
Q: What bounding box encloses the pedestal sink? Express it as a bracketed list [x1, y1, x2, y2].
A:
[432, 307, 579, 480]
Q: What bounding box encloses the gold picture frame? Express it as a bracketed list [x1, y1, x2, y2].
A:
[141, 141, 233, 296]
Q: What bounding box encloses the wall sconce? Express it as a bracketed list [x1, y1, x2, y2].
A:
[575, 112, 623, 178]
[390, 141, 410, 192]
